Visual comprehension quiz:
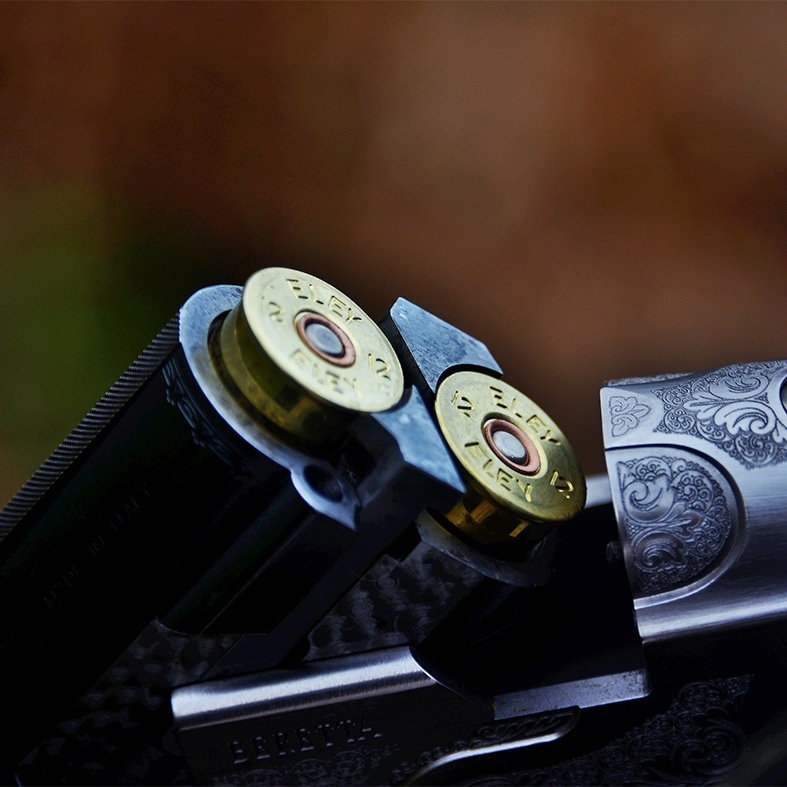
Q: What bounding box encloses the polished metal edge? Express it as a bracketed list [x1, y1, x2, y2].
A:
[172, 646, 434, 728]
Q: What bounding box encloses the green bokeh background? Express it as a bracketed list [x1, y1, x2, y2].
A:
[0, 184, 231, 501]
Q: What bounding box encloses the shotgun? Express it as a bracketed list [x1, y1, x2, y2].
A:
[1, 268, 784, 785]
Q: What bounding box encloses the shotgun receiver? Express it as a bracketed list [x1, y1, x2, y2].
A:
[1, 268, 785, 785]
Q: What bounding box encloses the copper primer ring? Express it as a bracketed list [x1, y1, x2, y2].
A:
[482, 417, 541, 475]
[295, 312, 356, 367]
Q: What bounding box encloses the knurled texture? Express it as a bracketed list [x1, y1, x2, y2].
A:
[0, 318, 179, 540]
[307, 540, 484, 660]
[16, 620, 240, 785]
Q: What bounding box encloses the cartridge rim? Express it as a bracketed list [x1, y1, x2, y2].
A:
[215, 267, 404, 442]
[435, 371, 586, 546]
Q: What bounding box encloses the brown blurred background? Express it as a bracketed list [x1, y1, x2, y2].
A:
[0, 2, 786, 504]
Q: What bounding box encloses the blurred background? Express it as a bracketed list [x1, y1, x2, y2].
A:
[0, 3, 786, 504]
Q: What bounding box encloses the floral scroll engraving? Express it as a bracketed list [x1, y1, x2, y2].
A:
[616, 456, 732, 595]
[653, 361, 787, 468]
[608, 395, 651, 436]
